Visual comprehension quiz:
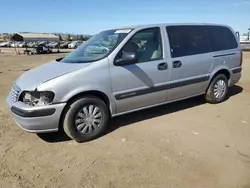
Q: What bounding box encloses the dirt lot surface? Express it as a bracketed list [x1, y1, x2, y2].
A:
[0, 48, 250, 188]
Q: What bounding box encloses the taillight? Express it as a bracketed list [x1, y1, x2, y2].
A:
[240, 50, 243, 66]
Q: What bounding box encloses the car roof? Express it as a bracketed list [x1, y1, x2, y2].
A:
[114, 23, 230, 30]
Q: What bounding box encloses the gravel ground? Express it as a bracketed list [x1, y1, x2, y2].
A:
[0, 48, 250, 188]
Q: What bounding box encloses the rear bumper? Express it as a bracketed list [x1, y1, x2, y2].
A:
[6, 93, 66, 133]
[229, 67, 242, 86]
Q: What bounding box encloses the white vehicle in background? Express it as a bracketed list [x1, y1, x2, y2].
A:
[18, 42, 25, 48]
[236, 29, 250, 50]
[10, 42, 31, 48]
[240, 36, 248, 41]
[240, 36, 250, 44]
[38, 41, 46, 45]
[0, 42, 10, 47]
[50, 42, 60, 48]
[47, 41, 55, 48]
[27, 42, 36, 48]
[60, 41, 71, 48]
[68, 41, 81, 49]
[236, 29, 250, 44]
[75, 41, 84, 48]
[11, 42, 17, 48]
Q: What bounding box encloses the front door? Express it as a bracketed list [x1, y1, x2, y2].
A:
[109, 27, 170, 114]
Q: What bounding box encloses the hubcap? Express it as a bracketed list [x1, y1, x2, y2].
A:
[213, 79, 226, 99]
[75, 105, 102, 134]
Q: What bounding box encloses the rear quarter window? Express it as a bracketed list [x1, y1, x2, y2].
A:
[205, 26, 238, 51]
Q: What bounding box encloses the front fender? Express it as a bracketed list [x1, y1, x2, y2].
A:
[61, 86, 116, 114]
[36, 60, 116, 114]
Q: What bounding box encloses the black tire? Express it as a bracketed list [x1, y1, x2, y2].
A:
[205, 74, 228, 104]
[63, 96, 110, 142]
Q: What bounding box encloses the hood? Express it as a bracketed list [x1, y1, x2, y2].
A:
[16, 61, 90, 90]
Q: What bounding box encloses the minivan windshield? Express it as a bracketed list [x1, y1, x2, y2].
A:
[61, 29, 132, 63]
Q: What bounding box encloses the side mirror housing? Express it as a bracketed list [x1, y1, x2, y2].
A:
[114, 52, 137, 66]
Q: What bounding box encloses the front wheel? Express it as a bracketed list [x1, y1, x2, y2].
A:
[63, 96, 110, 142]
[205, 74, 228, 104]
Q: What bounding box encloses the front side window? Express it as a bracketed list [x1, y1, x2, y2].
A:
[61, 29, 131, 63]
[167, 26, 210, 58]
[116, 28, 163, 63]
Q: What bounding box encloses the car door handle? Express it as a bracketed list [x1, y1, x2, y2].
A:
[157, 62, 168, 70]
[173, 61, 182, 68]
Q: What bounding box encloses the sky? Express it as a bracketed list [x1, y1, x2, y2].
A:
[1, 0, 250, 35]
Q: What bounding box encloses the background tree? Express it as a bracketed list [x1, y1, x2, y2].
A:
[58, 34, 63, 41]
[67, 34, 72, 41]
[83, 36, 90, 41]
[79, 34, 84, 41]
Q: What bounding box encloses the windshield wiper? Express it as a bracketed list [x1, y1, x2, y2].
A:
[55, 57, 64, 62]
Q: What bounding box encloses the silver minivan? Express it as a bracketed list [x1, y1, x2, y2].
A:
[7, 23, 242, 142]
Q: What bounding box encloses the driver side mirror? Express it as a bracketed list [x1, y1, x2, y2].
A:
[114, 52, 137, 66]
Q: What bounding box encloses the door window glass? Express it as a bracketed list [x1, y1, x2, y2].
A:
[166, 26, 210, 58]
[117, 28, 163, 63]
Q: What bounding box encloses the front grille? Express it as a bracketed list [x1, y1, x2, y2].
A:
[11, 84, 21, 102]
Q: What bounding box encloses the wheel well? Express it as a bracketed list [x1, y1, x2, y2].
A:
[58, 91, 111, 132]
[205, 69, 230, 93]
[213, 69, 230, 80]
[67, 90, 110, 107]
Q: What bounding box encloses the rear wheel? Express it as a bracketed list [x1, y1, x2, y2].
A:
[63, 96, 110, 142]
[205, 74, 228, 104]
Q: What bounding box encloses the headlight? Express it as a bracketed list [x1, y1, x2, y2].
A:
[21, 91, 55, 106]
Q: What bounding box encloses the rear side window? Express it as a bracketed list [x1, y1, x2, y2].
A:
[166, 26, 210, 58]
[204, 26, 238, 52]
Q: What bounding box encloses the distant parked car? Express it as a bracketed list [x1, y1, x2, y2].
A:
[75, 41, 83, 49]
[11, 42, 18, 48]
[38, 41, 46, 46]
[68, 41, 81, 49]
[27, 42, 36, 48]
[51, 42, 60, 48]
[26, 42, 32, 48]
[0, 42, 11, 47]
[47, 42, 59, 48]
[11, 42, 22, 48]
[60, 41, 71, 49]
[35, 44, 52, 54]
[46, 42, 54, 47]
[18, 42, 26, 48]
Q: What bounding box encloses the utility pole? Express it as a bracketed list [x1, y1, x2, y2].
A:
[248, 28, 250, 41]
